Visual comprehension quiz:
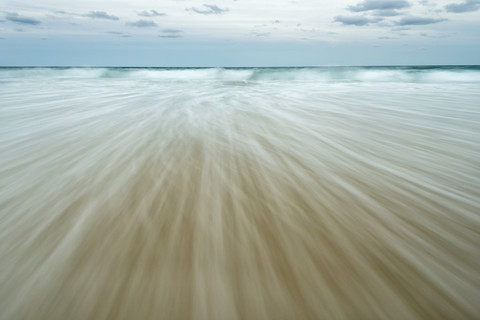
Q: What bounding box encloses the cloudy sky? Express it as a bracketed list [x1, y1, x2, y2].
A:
[1, 0, 479, 66]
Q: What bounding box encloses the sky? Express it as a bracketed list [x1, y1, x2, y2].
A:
[1, 0, 479, 66]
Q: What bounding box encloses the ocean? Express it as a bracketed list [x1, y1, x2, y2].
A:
[1, 66, 479, 319]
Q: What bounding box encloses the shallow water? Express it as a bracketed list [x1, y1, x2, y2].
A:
[1, 67, 479, 319]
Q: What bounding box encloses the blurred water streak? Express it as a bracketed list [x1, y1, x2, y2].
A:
[1, 68, 479, 319]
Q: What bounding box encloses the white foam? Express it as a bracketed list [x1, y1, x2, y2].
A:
[1, 67, 479, 83]
[419, 71, 480, 83]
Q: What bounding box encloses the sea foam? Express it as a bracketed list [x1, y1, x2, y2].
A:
[1, 66, 480, 83]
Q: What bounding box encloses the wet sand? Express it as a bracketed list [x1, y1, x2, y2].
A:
[1, 76, 479, 319]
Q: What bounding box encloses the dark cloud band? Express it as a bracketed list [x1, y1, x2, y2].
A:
[348, 0, 411, 12]
[334, 15, 382, 26]
[162, 29, 182, 33]
[82, 11, 119, 20]
[126, 20, 158, 27]
[395, 16, 447, 25]
[5, 12, 41, 25]
[445, 0, 480, 13]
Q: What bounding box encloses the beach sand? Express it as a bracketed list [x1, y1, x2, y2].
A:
[1, 68, 479, 319]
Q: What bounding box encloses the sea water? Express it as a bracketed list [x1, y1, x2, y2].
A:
[0, 66, 479, 319]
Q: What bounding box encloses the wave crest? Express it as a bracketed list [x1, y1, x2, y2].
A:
[1, 66, 480, 83]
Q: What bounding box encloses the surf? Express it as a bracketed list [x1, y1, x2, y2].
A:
[0, 66, 479, 319]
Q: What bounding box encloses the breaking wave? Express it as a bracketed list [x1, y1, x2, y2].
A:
[1, 66, 480, 83]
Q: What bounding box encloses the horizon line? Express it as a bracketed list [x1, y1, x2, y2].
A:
[1, 64, 480, 68]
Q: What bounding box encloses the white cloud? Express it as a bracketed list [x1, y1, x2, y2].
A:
[0, 0, 477, 48]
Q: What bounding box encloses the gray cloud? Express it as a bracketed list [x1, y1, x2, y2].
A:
[188, 4, 229, 15]
[392, 26, 411, 31]
[126, 20, 158, 27]
[395, 16, 447, 25]
[138, 10, 166, 17]
[348, 0, 411, 11]
[445, 0, 480, 13]
[421, 32, 455, 38]
[162, 29, 182, 33]
[159, 34, 182, 38]
[372, 9, 402, 16]
[419, 0, 436, 6]
[82, 11, 119, 20]
[252, 31, 270, 37]
[53, 10, 79, 17]
[107, 31, 131, 37]
[334, 15, 382, 26]
[5, 12, 41, 25]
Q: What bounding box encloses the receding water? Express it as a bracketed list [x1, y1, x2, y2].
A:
[0, 67, 479, 319]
